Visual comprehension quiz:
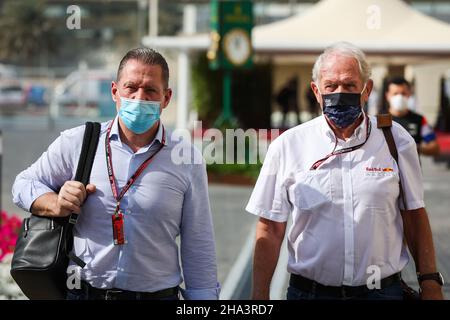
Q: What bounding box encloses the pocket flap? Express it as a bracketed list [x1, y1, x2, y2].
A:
[293, 170, 331, 210]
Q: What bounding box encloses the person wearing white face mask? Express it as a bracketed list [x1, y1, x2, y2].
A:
[12, 48, 220, 300]
[386, 77, 440, 156]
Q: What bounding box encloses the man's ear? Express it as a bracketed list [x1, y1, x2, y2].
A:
[111, 81, 118, 103]
[111, 81, 121, 113]
[385, 91, 390, 102]
[311, 82, 321, 104]
[364, 79, 374, 100]
[162, 88, 172, 109]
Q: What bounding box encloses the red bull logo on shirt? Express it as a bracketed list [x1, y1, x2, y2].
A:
[365, 167, 396, 177]
[366, 167, 393, 172]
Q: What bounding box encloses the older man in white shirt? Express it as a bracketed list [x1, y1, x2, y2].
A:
[246, 42, 443, 300]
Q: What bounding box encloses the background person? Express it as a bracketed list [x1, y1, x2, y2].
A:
[275, 76, 300, 128]
[385, 76, 439, 156]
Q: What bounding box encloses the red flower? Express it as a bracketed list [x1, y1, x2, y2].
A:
[0, 211, 22, 262]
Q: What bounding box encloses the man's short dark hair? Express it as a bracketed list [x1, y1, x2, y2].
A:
[385, 76, 410, 92]
[117, 48, 169, 88]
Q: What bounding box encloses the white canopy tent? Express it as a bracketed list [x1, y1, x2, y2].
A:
[143, 0, 450, 128]
[144, 0, 450, 55]
[253, 0, 450, 55]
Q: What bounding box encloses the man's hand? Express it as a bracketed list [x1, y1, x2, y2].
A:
[420, 281, 444, 300]
[401, 208, 444, 300]
[50, 181, 96, 217]
[418, 140, 439, 156]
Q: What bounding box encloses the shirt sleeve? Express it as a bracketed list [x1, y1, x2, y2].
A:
[420, 116, 437, 143]
[245, 138, 290, 222]
[394, 124, 425, 211]
[179, 151, 220, 300]
[11, 128, 80, 212]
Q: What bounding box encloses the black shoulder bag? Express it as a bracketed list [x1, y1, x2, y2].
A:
[377, 113, 421, 300]
[10, 122, 101, 300]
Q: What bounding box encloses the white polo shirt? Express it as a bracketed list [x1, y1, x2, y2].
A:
[246, 114, 424, 286]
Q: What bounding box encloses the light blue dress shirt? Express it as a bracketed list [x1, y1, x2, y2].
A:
[12, 117, 220, 299]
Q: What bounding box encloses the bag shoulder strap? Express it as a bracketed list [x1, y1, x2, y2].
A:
[69, 122, 101, 222]
[74, 122, 93, 184]
[67, 122, 101, 267]
[376, 114, 408, 211]
[80, 122, 101, 185]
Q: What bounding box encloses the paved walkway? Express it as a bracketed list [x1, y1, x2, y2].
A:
[208, 184, 255, 286]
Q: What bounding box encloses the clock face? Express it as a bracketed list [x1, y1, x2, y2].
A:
[223, 29, 251, 66]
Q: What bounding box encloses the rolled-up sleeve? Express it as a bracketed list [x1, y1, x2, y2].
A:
[180, 155, 220, 300]
[12, 129, 79, 212]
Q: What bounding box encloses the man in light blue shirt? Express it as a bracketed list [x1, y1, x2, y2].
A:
[12, 48, 220, 300]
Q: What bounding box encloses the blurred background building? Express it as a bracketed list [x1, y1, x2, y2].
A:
[0, 0, 449, 129]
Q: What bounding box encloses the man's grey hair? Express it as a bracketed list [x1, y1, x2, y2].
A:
[312, 42, 371, 84]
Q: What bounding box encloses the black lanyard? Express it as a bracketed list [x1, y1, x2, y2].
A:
[310, 115, 371, 170]
[105, 120, 165, 212]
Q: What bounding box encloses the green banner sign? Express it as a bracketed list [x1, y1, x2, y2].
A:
[208, 0, 253, 70]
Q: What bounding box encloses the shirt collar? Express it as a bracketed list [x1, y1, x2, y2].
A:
[110, 116, 167, 147]
[109, 116, 121, 142]
[354, 115, 367, 141]
[154, 120, 167, 146]
[320, 113, 368, 143]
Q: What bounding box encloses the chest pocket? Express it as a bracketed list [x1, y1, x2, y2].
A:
[292, 169, 332, 211]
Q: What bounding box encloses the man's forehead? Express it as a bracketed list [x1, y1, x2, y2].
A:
[322, 53, 359, 67]
[319, 54, 361, 81]
[122, 60, 162, 74]
[322, 77, 358, 84]
[120, 60, 162, 79]
[388, 83, 409, 93]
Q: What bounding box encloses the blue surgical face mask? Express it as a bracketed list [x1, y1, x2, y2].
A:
[318, 84, 366, 129]
[118, 96, 160, 134]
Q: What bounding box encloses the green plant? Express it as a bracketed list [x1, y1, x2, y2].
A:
[207, 162, 262, 179]
[191, 54, 222, 125]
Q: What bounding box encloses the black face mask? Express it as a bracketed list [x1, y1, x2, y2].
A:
[320, 86, 365, 128]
